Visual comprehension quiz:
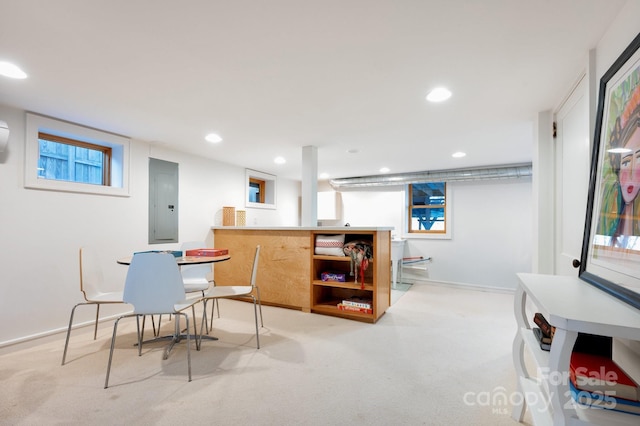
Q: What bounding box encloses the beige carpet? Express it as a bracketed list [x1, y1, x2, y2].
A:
[0, 283, 528, 425]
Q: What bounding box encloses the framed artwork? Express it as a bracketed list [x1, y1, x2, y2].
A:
[580, 32, 640, 310]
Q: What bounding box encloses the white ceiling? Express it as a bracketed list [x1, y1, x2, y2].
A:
[0, 0, 627, 181]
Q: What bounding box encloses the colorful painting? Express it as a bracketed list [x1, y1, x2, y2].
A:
[581, 32, 640, 310]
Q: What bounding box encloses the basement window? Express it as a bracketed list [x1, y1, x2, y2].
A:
[407, 182, 449, 236]
[37, 133, 111, 185]
[25, 113, 130, 196]
[246, 169, 276, 209]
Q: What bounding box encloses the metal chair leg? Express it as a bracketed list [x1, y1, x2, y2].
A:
[62, 301, 91, 365]
[93, 304, 101, 340]
[256, 287, 263, 327]
[137, 316, 143, 356]
[104, 316, 125, 389]
[181, 312, 192, 382]
[252, 296, 260, 349]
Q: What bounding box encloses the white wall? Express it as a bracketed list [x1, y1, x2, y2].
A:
[335, 178, 532, 291]
[0, 104, 300, 346]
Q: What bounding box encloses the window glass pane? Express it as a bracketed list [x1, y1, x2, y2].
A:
[73, 146, 104, 184]
[411, 207, 445, 230]
[38, 138, 105, 185]
[411, 182, 445, 206]
[249, 181, 261, 203]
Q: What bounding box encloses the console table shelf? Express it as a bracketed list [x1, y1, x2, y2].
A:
[513, 273, 640, 426]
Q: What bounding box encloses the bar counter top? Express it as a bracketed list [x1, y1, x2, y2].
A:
[211, 226, 394, 231]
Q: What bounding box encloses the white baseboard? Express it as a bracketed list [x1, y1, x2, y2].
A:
[0, 311, 132, 349]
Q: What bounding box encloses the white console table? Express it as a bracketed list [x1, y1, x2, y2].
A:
[513, 273, 640, 426]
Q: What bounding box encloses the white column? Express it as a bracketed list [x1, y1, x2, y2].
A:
[301, 145, 318, 226]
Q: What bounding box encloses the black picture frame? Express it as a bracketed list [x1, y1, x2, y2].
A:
[579, 31, 640, 310]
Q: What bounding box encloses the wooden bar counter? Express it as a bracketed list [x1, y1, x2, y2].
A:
[212, 227, 392, 323]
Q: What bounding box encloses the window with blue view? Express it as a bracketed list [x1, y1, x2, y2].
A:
[408, 182, 446, 233]
[38, 133, 111, 185]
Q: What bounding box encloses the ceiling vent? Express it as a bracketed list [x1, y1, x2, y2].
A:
[329, 163, 532, 189]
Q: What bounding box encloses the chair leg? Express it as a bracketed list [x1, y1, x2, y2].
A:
[252, 296, 260, 349]
[156, 315, 163, 336]
[93, 303, 101, 340]
[150, 315, 157, 336]
[191, 305, 200, 351]
[200, 290, 209, 335]
[62, 302, 90, 366]
[137, 316, 143, 356]
[199, 301, 209, 345]
[256, 287, 264, 327]
[209, 299, 220, 331]
[104, 316, 125, 389]
[180, 312, 192, 382]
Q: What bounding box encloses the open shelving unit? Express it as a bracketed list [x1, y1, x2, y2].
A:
[310, 230, 390, 323]
[513, 273, 640, 426]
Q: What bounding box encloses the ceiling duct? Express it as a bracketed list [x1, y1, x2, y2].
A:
[329, 163, 532, 189]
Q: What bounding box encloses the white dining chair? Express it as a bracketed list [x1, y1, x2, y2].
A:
[62, 247, 125, 365]
[153, 242, 216, 335]
[104, 252, 201, 388]
[199, 245, 263, 349]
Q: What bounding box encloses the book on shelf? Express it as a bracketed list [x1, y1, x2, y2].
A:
[341, 297, 372, 309]
[569, 380, 640, 416]
[533, 312, 555, 339]
[569, 351, 640, 402]
[533, 327, 552, 344]
[337, 303, 372, 314]
[532, 327, 551, 351]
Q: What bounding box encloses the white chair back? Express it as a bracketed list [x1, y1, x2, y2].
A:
[123, 253, 186, 314]
[79, 247, 104, 301]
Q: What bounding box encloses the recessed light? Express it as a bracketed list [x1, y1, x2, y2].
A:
[0, 61, 27, 79]
[452, 151, 466, 158]
[319, 172, 330, 179]
[274, 156, 286, 164]
[380, 167, 390, 173]
[426, 87, 452, 102]
[205, 133, 222, 143]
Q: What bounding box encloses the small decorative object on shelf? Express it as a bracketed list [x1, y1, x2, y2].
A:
[343, 240, 372, 289]
[321, 272, 346, 282]
[236, 210, 246, 226]
[222, 206, 235, 226]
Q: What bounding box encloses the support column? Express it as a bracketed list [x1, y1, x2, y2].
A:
[301, 145, 318, 226]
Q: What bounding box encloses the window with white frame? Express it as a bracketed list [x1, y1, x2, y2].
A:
[408, 182, 447, 234]
[245, 169, 276, 209]
[25, 113, 130, 196]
